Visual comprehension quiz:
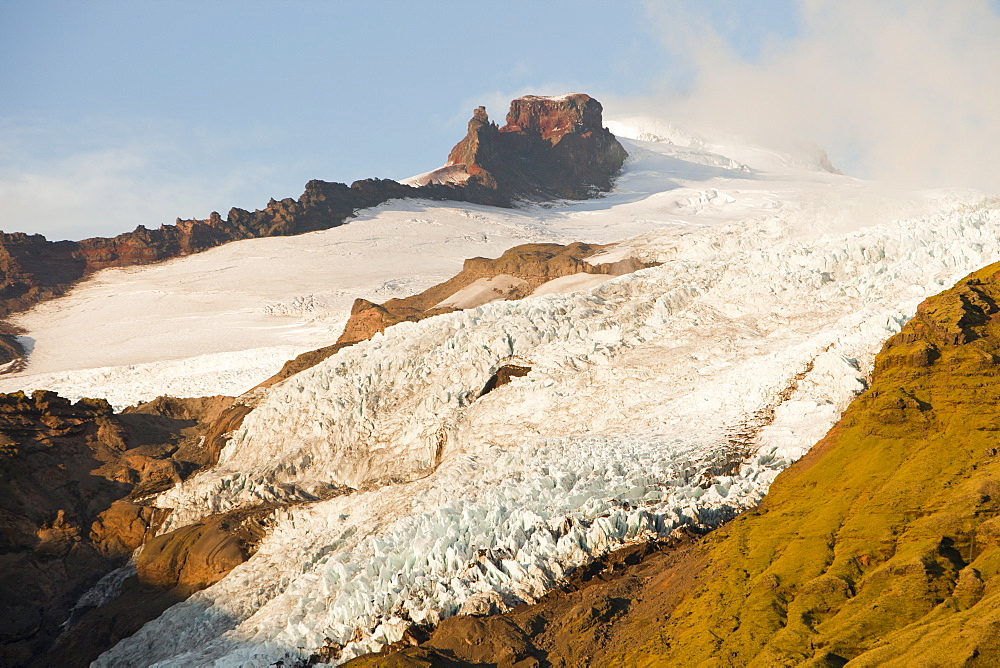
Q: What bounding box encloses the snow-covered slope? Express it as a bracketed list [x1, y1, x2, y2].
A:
[5, 123, 1000, 666]
[0, 128, 893, 406]
[100, 196, 1000, 665]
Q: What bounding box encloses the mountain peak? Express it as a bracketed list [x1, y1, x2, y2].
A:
[440, 93, 627, 199]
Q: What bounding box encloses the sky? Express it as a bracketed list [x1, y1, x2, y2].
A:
[1, 0, 998, 240]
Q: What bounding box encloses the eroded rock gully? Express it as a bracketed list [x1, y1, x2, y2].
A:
[43, 506, 272, 667]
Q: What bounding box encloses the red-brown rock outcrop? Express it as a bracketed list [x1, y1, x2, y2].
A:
[135, 508, 269, 594]
[446, 94, 628, 200]
[242, 242, 654, 386]
[336, 241, 653, 346]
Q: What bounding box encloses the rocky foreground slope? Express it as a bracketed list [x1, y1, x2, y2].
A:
[0, 392, 235, 664]
[356, 260, 1000, 666]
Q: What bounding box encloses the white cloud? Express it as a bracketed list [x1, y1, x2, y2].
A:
[0, 120, 292, 240]
[637, 0, 1000, 192]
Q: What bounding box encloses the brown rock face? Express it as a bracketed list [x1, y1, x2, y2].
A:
[504, 94, 606, 142]
[136, 508, 269, 594]
[446, 94, 628, 199]
[42, 507, 269, 668]
[0, 391, 236, 665]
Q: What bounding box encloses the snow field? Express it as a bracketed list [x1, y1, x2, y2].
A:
[0, 346, 311, 410]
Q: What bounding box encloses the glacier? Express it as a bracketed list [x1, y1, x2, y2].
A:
[4, 124, 998, 665]
[99, 196, 1000, 665]
[0, 127, 915, 404]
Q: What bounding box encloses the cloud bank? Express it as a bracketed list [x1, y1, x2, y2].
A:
[0, 120, 301, 241]
[637, 0, 1000, 192]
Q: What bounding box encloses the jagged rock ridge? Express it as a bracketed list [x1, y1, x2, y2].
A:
[336, 241, 652, 348]
[0, 179, 501, 367]
[257, 241, 653, 389]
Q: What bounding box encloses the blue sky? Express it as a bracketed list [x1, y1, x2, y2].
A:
[2, 1, 998, 240]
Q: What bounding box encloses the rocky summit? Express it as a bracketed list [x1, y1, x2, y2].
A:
[442, 94, 628, 200]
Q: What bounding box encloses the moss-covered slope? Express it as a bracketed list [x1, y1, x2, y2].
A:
[352, 261, 1000, 667]
[619, 261, 1000, 666]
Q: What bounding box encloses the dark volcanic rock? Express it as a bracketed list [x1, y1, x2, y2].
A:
[478, 364, 531, 398]
[42, 507, 270, 668]
[446, 93, 628, 200]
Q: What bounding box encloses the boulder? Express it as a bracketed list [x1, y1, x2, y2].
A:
[136, 509, 269, 594]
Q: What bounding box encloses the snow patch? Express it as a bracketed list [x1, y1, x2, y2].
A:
[434, 275, 530, 310]
[529, 273, 613, 297]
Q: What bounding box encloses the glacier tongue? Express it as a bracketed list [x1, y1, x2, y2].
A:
[97, 200, 1000, 667]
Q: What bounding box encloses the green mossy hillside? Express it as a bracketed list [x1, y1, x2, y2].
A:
[619, 262, 1000, 666]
